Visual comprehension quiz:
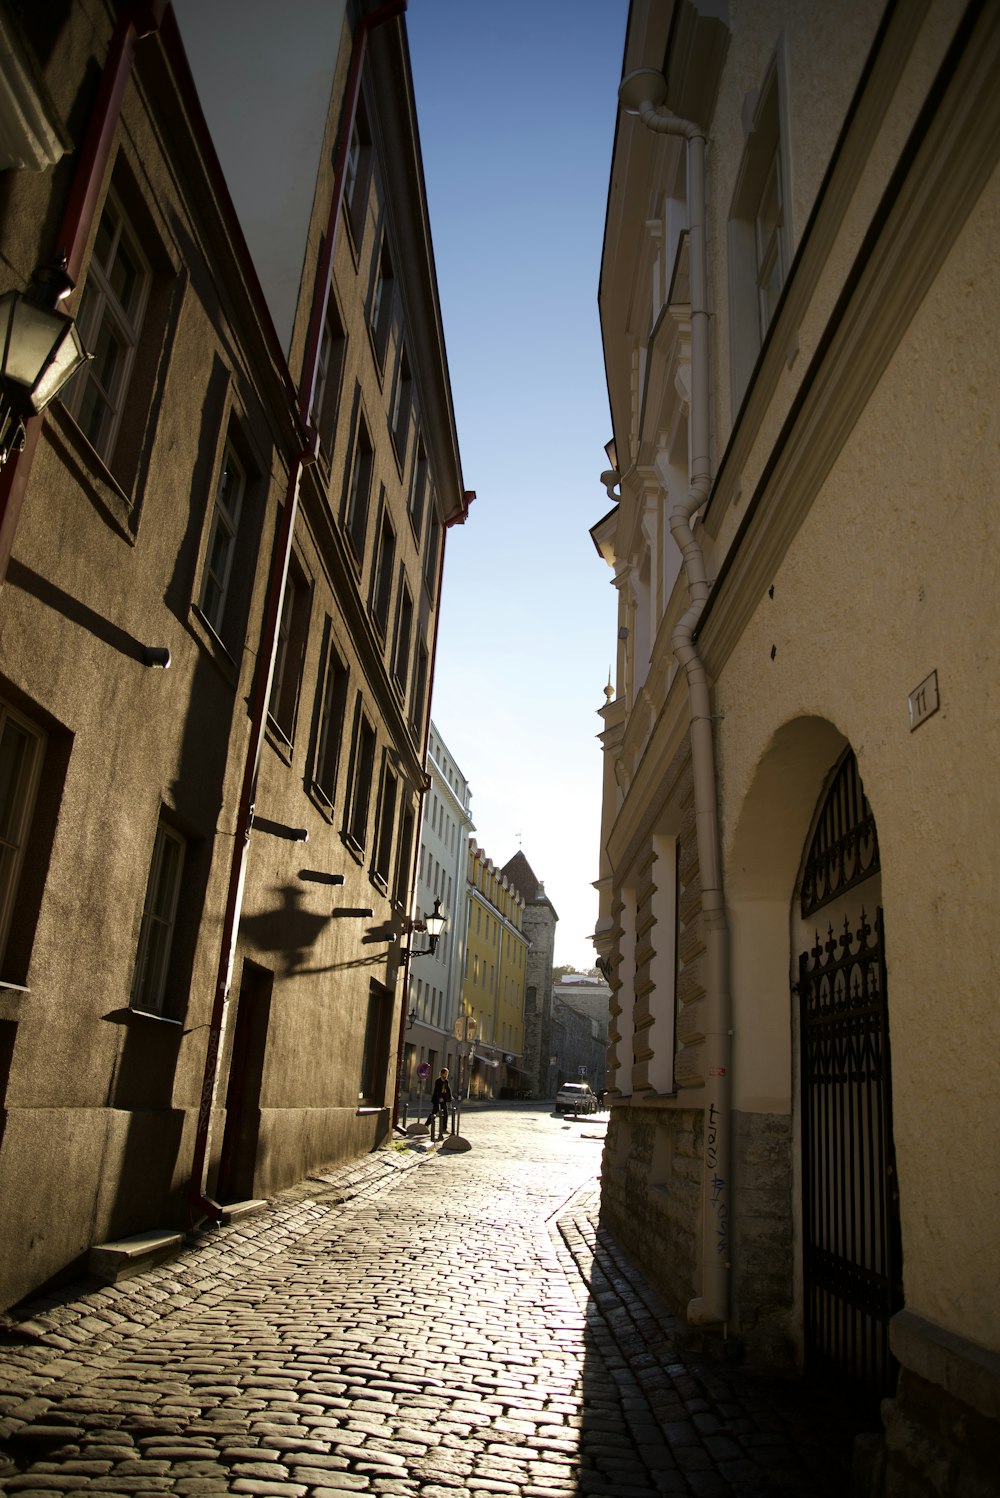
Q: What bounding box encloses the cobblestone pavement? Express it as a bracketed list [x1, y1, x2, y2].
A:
[0, 1105, 867, 1497]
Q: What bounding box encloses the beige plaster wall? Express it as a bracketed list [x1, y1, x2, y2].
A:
[713, 161, 1000, 1349]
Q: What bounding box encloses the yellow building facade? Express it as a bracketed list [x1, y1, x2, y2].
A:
[460, 842, 528, 1097]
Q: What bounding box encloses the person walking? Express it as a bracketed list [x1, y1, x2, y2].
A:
[427, 1068, 452, 1137]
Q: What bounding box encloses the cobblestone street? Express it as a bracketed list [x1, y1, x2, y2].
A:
[0, 1106, 866, 1497]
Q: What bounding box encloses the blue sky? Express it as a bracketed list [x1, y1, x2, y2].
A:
[406, 1, 627, 968]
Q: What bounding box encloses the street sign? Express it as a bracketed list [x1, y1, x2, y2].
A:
[417, 1062, 431, 1080]
[578, 1066, 587, 1075]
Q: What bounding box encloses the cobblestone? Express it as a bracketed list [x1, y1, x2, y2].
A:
[0, 1106, 868, 1495]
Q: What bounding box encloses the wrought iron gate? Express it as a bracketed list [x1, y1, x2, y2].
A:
[798, 752, 902, 1405]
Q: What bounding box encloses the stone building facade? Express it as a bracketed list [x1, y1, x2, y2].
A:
[461, 842, 528, 1099]
[593, 2, 999, 1492]
[549, 974, 610, 1095]
[502, 851, 558, 1098]
[0, 0, 468, 1311]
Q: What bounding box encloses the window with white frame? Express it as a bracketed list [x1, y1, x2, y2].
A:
[132, 818, 185, 1018]
[345, 697, 376, 852]
[63, 193, 150, 461]
[268, 553, 311, 741]
[373, 755, 398, 891]
[370, 497, 396, 641]
[314, 633, 348, 806]
[728, 59, 789, 409]
[390, 342, 411, 460]
[0, 702, 44, 973]
[368, 236, 394, 368]
[408, 438, 428, 539]
[392, 575, 413, 695]
[344, 102, 371, 247]
[308, 301, 347, 458]
[343, 409, 373, 562]
[199, 440, 245, 636]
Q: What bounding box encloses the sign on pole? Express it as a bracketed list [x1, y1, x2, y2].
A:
[418, 1062, 431, 1081]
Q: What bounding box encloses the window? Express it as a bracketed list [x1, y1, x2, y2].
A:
[408, 439, 428, 539]
[309, 302, 347, 458]
[370, 498, 395, 640]
[729, 60, 789, 407]
[390, 342, 411, 460]
[314, 636, 348, 805]
[343, 409, 373, 562]
[344, 102, 371, 248]
[132, 819, 185, 1018]
[368, 236, 394, 368]
[63, 193, 150, 461]
[345, 698, 376, 851]
[268, 554, 311, 741]
[423, 506, 441, 599]
[199, 440, 245, 636]
[394, 802, 414, 908]
[0, 703, 44, 971]
[373, 756, 398, 891]
[359, 979, 391, 1104]
[392, 576, 413, 695]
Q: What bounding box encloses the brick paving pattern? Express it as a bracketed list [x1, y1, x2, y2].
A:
[0, 1106, 866, 1496]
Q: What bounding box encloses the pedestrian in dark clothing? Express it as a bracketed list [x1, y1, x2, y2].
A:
[427, 1068, 452, 1134]
[597, 1088, 606, 1110]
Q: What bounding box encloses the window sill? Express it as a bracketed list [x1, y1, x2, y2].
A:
[265, 715, 295, 765]
[0, 981, 29, 1022]
[45, 406, 136, 543]
[129, 1007, 183, 1027]
[355, 1105, 388, 1116]
[341, 832, 366, 866]
[188, 606, 239, 685]
[307, 782, 337, 823]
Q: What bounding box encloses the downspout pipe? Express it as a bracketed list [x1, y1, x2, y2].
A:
[0, 0, 166, 585]
[189, 0, 407, 1222]
[619, 70, 732, 1330]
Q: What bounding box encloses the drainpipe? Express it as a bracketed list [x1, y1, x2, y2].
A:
[0, 0, 166, 585]
[619, 70, 731, 1330]
[189, 0, 407, 1222]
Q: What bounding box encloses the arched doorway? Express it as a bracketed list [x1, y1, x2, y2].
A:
[796, 747, 903, 1406]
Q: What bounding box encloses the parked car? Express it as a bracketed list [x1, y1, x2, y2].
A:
[555, 1082, 597, 1115]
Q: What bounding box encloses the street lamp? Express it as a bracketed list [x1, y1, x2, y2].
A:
[0, 257, 89, 467]
[400, 897, 446, 959]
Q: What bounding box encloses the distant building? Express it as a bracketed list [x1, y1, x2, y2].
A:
[401, 722, 473, 1105]
[502, 851, 558, 1097]
[549, 974, 610, 1094]
[461, 842, 528, 1098]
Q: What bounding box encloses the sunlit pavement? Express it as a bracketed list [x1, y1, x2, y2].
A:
[0, 1105, 864, 1496]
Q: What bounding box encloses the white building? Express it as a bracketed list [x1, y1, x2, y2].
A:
[402, 722, 473, 1102]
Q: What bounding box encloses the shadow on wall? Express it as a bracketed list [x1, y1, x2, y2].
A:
[238, 883, 392, 976]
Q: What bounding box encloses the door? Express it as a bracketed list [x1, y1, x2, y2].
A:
[216, 961, 272, 1204]
[797, 749, 902, 1406]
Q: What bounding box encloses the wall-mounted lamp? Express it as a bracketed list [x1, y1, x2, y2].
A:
[406, 1007, 418, 1029]
[0, 256, 89, 466]
[400, 896, 446, 959]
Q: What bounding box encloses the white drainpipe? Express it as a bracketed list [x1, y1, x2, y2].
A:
[619, 70, 732, 1330]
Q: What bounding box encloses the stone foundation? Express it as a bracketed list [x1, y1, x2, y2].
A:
[601, 1103, 795, 1366]
[857, 1309, 1000, 1497]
